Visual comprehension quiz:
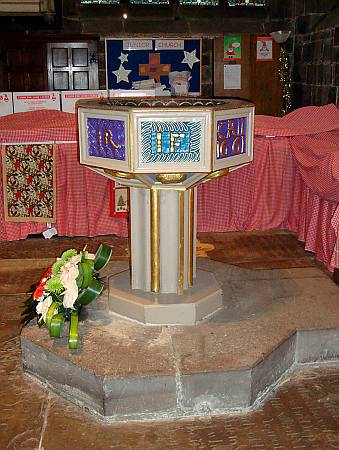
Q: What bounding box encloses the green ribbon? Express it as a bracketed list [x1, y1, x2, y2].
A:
[68, 311, 79, 349]
[94, 244, 112, 271]
[45, 301, 60, 329]
[76, 265, 84, 288]
[79, 260, 94, 289]
[80, 250, 87, 263]
[49, 312, 65, 338]
[77, 278, 104, 306]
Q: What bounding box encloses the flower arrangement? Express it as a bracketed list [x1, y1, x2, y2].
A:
[22, 243, 112, 349]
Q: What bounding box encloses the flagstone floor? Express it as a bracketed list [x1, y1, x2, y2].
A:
[0, 230, 338, 450]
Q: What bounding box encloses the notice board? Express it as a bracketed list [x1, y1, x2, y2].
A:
[105, 38, 201, 96]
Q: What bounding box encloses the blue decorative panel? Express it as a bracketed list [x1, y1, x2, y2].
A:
[150, 130, 191, 154]
[141, 121, 201, 164]
[216, 117, 247, 159]
[87, 118, 126, 160]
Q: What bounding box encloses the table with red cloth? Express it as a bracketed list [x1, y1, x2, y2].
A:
[0, 106, 338, 272]
[0, 110, 128, 240]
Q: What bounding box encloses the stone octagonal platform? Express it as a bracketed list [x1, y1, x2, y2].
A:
[109, 269, 222, 325]
[21, 260, 339, 421]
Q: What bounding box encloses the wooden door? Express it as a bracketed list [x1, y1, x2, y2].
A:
[251, 37, 282, 116]
[1, 42, 47, 91]
[213, 35, 282, 116]
[47, 42, 99, 90]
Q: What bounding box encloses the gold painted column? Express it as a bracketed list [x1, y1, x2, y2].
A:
[150, 189, 160, 293]
[188, 188, 195, 288]
[178, 191, 185, 295]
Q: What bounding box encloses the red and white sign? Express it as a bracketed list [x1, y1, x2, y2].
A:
[61, 90, 107, 113]
[13, 91, 61, 113]
[256, 36, 273, 61]
[0, 92, 13, 117]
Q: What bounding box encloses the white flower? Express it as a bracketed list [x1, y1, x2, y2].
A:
[59, 254, 81, 309]
[36, 295, 53, 322]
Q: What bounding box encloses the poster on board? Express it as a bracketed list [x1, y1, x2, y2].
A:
[0, 93, 13, 117]
[224, 35, 242, 61]
[256, 36, 273, 61]
[105, 38, 201, 96]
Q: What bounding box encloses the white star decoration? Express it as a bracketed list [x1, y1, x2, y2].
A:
[113, 65, 131, 84]
[181, 49, 200, 69]
[118, 52, 129, 64]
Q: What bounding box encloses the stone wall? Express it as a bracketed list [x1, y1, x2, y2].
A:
[268, 0, 339, 108]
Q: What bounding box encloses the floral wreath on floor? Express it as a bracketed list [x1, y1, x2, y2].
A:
[22, 244, 112, 349]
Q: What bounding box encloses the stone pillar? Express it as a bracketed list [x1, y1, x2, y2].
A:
[130, 187, 151, 292]
[129, 187, 197, 295]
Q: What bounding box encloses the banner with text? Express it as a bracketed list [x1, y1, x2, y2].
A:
[13, 92, 60, 113]
[61, 90, 108, 113]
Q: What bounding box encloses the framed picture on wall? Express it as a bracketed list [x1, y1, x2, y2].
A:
[105, 38, 202, 96]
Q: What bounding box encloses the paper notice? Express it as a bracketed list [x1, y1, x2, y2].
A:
[0, 92, 13, 116]
[224, 65, 241, 90]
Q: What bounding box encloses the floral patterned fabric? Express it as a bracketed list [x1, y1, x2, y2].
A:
[2, 143, 55, 222]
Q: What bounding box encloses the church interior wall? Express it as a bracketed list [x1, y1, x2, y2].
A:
[268, 0, 339, 108]
[0, 0, 338, 108]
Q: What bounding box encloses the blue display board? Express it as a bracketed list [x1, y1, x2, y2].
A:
[105, 38, 201, 95]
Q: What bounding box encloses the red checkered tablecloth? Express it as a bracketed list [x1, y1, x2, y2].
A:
[0, 143, 128, 240]
[0, 107, 338, 272]
[0, 110, 77, 142]
[0, 110, 128, 239]
[255, 103, 339, 137]
[198, 136, 338, 271]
